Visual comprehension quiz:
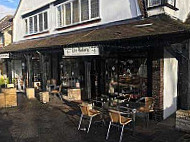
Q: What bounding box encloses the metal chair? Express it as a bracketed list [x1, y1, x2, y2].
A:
[137, 97, 154, 127]
[50, 85, 63, 101]
[106, 109, 132, 142]
[78, 104, 100, 133]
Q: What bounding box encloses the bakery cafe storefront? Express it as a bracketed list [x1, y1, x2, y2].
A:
[60, 45, 148, 104]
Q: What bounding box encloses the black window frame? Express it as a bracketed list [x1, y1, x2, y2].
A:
[146, 0, 178, 11]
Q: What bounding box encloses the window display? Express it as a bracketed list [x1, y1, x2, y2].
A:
[106, 58, 147, 101]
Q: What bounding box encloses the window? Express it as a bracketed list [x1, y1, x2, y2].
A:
[29, 17, 34, 34]
[44, 12, 48, 30]
[24, 11, 48, 35]
[65, 3, 71, 25]
[81, 0, 89, 21]
[25, 19, 28, 34]
[56, 0, 100, 28]
[57, 6, 63, 27]
[73, 0, 79, 23]
[167, 0, 175, 7]
[91, 0, 99, 19]
[34, 15, 38, 33]
[39, 13, 43, 32]
[147, 0, 177, 8]
[0, 34, 4, 45]
[148, 0, 161, 7]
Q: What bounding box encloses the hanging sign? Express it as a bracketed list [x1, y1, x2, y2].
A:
[0, 53, 10, 59]
[64, 46, 99, 56]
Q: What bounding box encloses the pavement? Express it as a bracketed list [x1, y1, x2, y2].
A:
[0, 93, 189, 142]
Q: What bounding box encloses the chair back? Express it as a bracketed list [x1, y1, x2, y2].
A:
[80, 104, 91, 116]
[51, 79, 57, 85]
[109, 110, 120, 123]
[145, 97, 154, 110]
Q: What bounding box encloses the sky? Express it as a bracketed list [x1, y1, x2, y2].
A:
[0, 0, 20, 19]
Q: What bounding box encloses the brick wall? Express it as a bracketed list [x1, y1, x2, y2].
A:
[152, 59, 164, 121]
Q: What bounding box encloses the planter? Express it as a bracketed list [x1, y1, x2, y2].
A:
[1, 88, 17, 107]
[2, 88, 16, 94]
[68, 89, 81, 101]
[26, 88, 35, 99]
[39, 92, 49, 103]
[176, 110, 190, 132]
[0, 93, 5, 108]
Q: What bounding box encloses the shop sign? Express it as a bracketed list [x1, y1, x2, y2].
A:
[64, 46, 99, 56]
[0, 53, 10, 59]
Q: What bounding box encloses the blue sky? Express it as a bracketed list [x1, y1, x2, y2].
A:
[0, 0, 20, 19]
[0, 0, 20, 9]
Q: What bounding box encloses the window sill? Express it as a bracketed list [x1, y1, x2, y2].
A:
[55, 17, 101, 31]
[24, 30, 49, 38]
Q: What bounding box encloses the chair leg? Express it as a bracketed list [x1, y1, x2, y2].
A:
[78, 114, 83, 130]
[58, 93, 63, 101]
[87, 117, 93, 133]
[146, 113, 149, 127]
[119, 125, 125, 142]
[106, 121, 112, 140]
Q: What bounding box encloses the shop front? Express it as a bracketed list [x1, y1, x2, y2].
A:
[58, 45, 149, 105]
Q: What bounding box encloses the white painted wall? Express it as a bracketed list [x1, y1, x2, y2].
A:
[163, 50, 178, 119]
[164, 0, 190, 22]
[13, 0, 142, 42]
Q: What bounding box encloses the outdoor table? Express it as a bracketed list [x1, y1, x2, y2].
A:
[91, 98, 137, 134]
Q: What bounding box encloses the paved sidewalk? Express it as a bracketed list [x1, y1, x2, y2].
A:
[0, 93, 189, 142]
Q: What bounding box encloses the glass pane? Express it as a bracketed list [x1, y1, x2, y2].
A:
[44, 12, 48, 30]
[0, 34, 4, 44]
[62, 5, 65, 26]
[39, 13, 43, 32]
[34, 15, 38, 33]
[91, 0, 99, 18]
[25, 19, 28, 34]
[65, 3, 71, 25]
[29, 17, 33, 34]
[167, 0, 175, 6]
[148, 0, 161, 7]
[57, 6, 62, 27]
[73, 0, 79, 23]
[81, 0, 89, 21]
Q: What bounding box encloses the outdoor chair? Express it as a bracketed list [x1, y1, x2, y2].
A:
[50, 85, 63, 101]
[106, 109, 132, 142]
[78, 104, 100, 133]
[137, 97, 154, 127]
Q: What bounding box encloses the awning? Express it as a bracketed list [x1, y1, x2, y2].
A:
[1, 15, 190, 53]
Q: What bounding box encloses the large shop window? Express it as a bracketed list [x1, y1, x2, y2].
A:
[24, 11, 49, 35]
[56, 0, 100, 28]
[106, 58, 147, 101]
[60, 58, 83, 89]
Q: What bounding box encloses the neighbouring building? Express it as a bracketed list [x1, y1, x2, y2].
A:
[1, 0, 190, 121]
[0, 15, 13, 80]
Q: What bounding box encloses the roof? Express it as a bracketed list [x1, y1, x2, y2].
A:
[0, 15, 190, 53]
[0, 15, 13, 32]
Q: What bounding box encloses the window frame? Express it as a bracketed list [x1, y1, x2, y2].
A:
[56, 0, 100, 29]
[24, 10, 49, 36]
[147, 0, 178, 10]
